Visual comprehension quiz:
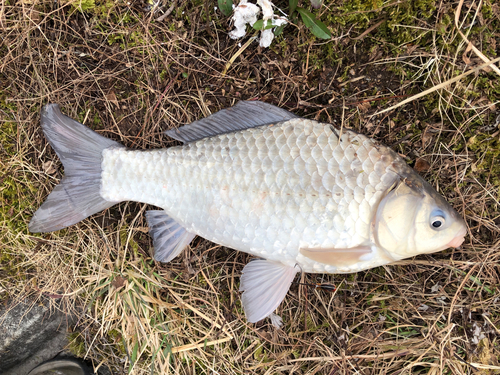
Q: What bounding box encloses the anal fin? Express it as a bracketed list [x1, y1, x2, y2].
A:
[239, 259, 299, 323]
[145, 210, 196, 263]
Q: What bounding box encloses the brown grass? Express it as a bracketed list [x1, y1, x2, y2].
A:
[1, 0, 500, 374]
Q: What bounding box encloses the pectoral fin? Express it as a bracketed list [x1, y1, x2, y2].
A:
[239, 260, 299, 323]
[146, 210, 196, 263]
[299, 246, 373, 267]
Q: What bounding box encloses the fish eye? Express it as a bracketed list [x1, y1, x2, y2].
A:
[430, 215, 445, 229]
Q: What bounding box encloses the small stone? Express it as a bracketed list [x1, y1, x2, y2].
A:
[0, 299, 75, 374]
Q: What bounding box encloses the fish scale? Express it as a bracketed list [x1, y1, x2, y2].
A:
[100, 118, 401, 273]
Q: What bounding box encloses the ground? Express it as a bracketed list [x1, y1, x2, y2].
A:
[1, 0, 500, 374]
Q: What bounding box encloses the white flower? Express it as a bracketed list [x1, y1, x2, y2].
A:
[258, 0, 273, 20]
[229, 0, 260, 39]
[258, 16, 287, 47]
[259, 29, 274, 47]
[229, 0, 287, 48]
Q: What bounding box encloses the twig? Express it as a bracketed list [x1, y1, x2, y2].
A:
[222, 32, 259, 75]
[352, 18, 386, 40]
[156, 1, 176, 22]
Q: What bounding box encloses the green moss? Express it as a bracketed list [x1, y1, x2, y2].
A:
[67, 0, 96, 12]
[291, 0, 450, 83]
[0, 117, 37, 239]
[0, 97, 35, 285]
[119, 225, 140, 255]
[108, 33, 124, 46]
[107, 329, 127, 355]
[466, 135, 500, 188]
[98, 0, 114, 15]
[68, 332, 86, 357]
[329, 0, 383, 28]
[253, 340, 272, 363]
[126, 30, 147, 49]
[0, 93, 17, 111]
[1, 176, 36, 230]
[66, 0, 116, 15]
[0, 122, 17, 155]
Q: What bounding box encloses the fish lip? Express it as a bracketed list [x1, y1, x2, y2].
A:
[447, 225, 467, 248]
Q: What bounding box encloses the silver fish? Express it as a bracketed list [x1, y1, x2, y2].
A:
[29, 101, 467, 324]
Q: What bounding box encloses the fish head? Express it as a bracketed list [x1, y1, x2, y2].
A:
[374, 172, 467, 260]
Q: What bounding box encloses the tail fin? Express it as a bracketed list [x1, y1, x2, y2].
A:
[29, 104, 124, 233]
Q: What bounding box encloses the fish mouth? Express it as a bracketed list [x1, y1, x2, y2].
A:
[446, 226, 467, 248]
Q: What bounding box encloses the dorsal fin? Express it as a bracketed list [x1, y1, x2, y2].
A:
[165, 100, 299, 143]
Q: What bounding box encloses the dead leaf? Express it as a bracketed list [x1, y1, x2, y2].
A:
[421, 126, 433, 149]
[467, 135, 477, 146]
[369, 45, 380, 61]
[462, 42, 473, 65]
[493, 4, 500, 20]
[406, 44, 418, 55]
[415, 158, 430, 172]
[43, 161, 56, 175]
[357, 101, 371, 113]
[112, 276, 126, 290]
[469, 57, 493, 72]
[105, 91, 119, 107]
[27, 9, 41, 21]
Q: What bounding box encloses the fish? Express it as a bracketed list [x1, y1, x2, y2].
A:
[29, 101, 467, 324]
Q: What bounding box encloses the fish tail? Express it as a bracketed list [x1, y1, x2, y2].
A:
[29, 104, 124, 233]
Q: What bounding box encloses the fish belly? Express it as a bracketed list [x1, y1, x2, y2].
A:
[100, 119, 399, 273]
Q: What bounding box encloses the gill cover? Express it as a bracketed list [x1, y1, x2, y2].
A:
[374, 180, 421, 258]
[374, 173, 466, 259]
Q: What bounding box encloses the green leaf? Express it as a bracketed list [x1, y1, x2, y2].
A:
[296, 7, 331, 39]
[129, 341, 139, 372]
[252, 19, 274, 30]
[289, 0, 298, 16]
[218, 0, 233, 16]
[274, 24, 285, 36]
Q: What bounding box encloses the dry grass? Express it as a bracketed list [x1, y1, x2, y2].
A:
[1, 0, 500, 374]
